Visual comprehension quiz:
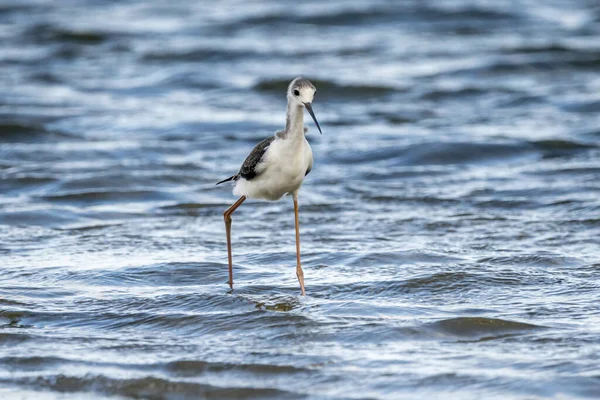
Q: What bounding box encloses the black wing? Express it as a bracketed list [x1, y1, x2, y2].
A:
[239, 136, 275, 180]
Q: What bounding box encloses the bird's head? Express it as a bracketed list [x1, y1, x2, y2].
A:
[288, 76, 316, 105]
[288, 76, 322, 134]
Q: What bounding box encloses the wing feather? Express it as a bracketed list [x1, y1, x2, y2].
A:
[239, 136, 275, 180]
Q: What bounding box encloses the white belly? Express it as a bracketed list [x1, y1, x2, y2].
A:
[233, 137, 313, 201]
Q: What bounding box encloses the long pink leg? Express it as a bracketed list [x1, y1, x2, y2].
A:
[224, 196, 246, 289]
[293, 198, 306, 295]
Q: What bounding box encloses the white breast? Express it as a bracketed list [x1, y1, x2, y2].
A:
[233, 136, 313, 201]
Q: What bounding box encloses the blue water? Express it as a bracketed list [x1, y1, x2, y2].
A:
[1, 0, 600, 398]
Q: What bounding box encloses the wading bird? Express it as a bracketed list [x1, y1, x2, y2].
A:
[217, 77, 322, 296]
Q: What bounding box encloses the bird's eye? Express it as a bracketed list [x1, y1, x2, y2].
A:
[293, 89, 300, 96]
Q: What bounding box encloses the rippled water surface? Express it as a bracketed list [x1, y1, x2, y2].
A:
[2, 0, 600, 399]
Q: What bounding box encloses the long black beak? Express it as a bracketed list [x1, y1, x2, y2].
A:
[303, 102, 322, 134]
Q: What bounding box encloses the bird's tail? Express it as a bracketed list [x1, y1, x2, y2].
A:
[216, 174, 237, 185]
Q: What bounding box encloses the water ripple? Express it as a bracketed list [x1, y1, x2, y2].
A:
[2, 0, 600, 398]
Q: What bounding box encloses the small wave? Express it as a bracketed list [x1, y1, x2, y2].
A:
[402, 141, 530, 166]
[400, 271, 523, 293]
[5, 374, 299, 399]
[369, 109, 436, 125]
[561, 99, 600, 114]
[531, 139, 596, 151]
[419, 86, 492, 101]
[0, 3, 42, 14]
[439, 53, 600, 78]
[157, 202, 226, 216]
[29, 71, 64, 84]
[477, 253, 582, 268]
[501, 43, 574, 54]
[40, 189, 177, 204]
[142, 48, 258, 63]
[581, 128, 600, 138]
[98, 262, 230, 287]
[165, 359, 308, 376]
[323, 266, 558, 300]
[428, 317, 543, 338]
[323, 273, 475, 298]
[0, 208, 87, 228]
[17, 305, 312, 334]
[0, 121, 74, 143]
[0, 333, 31, 345]
[76, 292, 243, 315]
[497, 94, 547, 108]
[233, 4, 518, 28]
[0, 355, 308, 377]
[419, 5, 519, 21]
[254, 78, 396, 99]
[348, 250, 464, 267]
[497, 46, 600, 70]
[26, 23, 112, 44]
[233, 8, 396, 27]
[0, 356, 68, 371]
[58, 222, 123, 232]
[0, 308, 239, 334]
[0, 298, 30, 307]
[528, 166, 600, 178]
[331, 141, 533, 166]
[1, 175, 57, 188]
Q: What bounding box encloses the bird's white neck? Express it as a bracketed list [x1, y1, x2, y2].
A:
[281, 101, 304, 139]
